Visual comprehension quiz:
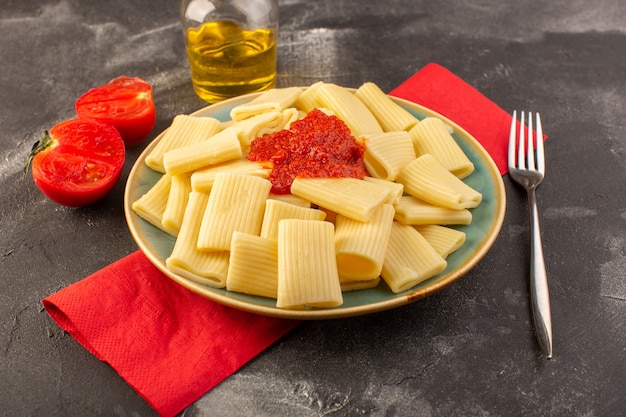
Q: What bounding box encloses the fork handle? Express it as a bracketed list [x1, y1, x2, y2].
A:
[528, 189, 553, 358]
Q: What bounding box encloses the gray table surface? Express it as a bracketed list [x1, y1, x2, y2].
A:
[2, 1, 625, 416]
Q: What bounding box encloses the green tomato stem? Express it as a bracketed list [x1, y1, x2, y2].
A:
[23, 130, 53, 175]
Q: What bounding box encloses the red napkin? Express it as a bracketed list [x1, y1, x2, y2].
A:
[391, 62, 513, 174]
[43, 63, 515, 417]
[43, 251, 299, 416]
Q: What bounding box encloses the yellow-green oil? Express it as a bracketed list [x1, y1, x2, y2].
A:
[185, 21, 276, 103]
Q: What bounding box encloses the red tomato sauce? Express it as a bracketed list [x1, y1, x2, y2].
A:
[247, 109, 367, 194]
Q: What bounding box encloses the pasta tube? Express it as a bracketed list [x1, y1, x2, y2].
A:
[131, 174, 172, 234]
[161, 174, 191, 236]
[318, 207, 337, 225]
[361, 131, 416, 181]
[397, 154, 482, 210]
[226, 232, 278, 299]
[230, 87, 303, 121]
[335, 204, 395, 281]
[409, 117, 474, 178]
[414, 225, 466, 259]
[340, 277, 381, 292]
[197, 173, 271, 251]
[267, 193, 312, 208]
[145, 115, 221, 173]
[239, 108, 300, 152]
[166, 191, 230, 288]
[381, 222, 447, 293]
[295, 81, 324, 113]
[362, 176, 404, 205]
[393, 195, 472, 225]
[315, 83, 383, 136]
[190, 159, 269, 193]
[290, 177, 388, 222]
[274, 107, 301, 131]
[163, 127, 243, 176]
[355, 82, 419, 132]
[225, 111, 282, 153]
[277, 219, 342, 309]
[260, 199, 326, 240]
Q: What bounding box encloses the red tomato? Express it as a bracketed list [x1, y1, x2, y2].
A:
[75, 76, 156, 147]
[27, 118, 126, 207]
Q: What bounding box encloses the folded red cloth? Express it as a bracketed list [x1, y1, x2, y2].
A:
[391, 62, 513, 174]
[43, 251, 299, 417]
[43, 63, 515, 417]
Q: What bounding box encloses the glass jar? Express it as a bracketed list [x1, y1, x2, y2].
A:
[180, 0, 279, 103]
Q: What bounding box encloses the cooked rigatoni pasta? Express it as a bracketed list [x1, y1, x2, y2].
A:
[414, 225, 466, 259]
[315, 83, 383, 136]
[335, 204, 395, 281]
[318, 207, 337, 225]
[268, 193, 312, 208]
[245, 108, 300, 149]
[166, 191, 230, 288]
[295, 81, 324, 113]
[393, 195, 472, 225]
[167, 250, 230, 288]
[274, 108, 300, 131]
[409, 117, 474, 178]
[145, 115, 221, 173]
[230, 87, 303, 121]
[361, 131, 416, 181]
[340, 277, 381, 292]
[131, 173, 171, 233]
[290, 177, 388, 222]
[197, 173, 271, 251]
[225, 111, 283, 152]
[260, 199, 326, 240]
[226, 232, 278, 299]
[381, 222, 447, 293]
[190, 159, 269, 193]
[226, 108, 300, 153]
[161, 174, 191, 236]
[397, 154, 482, 210]
[363, 176, 404, 205]
[276, 219, 343, 308]
[132, 81, 486, 305]
[163, 127, 243, 176]
[355, 82, 419, 132]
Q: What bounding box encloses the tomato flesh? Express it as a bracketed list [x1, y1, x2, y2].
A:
[30, 118, 126, 207]
[75, 76, 156, 147]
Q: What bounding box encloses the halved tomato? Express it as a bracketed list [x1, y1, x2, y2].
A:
[75, 76, 156, 147]
[27, 118, 126, 207]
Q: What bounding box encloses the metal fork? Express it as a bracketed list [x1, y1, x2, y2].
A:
[508, 111, 553, 359]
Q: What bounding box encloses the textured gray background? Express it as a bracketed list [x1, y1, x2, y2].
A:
[1, 1, 625, 416]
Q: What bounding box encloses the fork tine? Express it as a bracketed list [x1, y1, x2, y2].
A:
[536, 113, 545, 175]
[518, 111, 526, 170]
[527, 112, 535, 170]
[508, 110, 518, 169]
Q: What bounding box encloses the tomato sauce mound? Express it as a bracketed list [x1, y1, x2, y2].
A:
[247, 108, 367, 194]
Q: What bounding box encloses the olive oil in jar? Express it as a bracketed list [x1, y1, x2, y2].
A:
[185, 21, 277, 103]
[180, 0, 279, 103]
